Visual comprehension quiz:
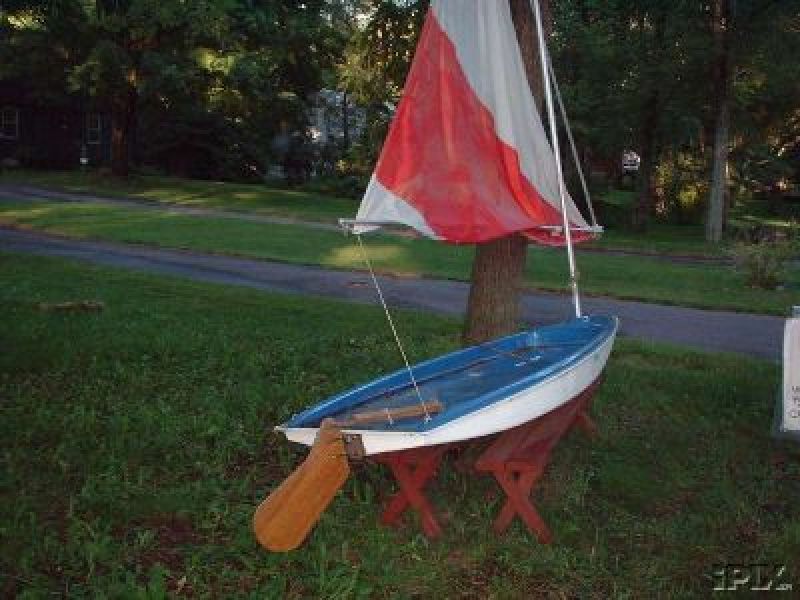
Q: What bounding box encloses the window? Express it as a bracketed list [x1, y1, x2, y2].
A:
[87, 113, 102, 145]
[0, 107, 19, 140]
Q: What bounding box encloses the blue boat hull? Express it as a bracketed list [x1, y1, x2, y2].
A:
[279, 315, 618, 455]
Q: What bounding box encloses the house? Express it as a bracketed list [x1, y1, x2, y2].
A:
[308, 89, 365, 148]
[0, 80, 111, 169]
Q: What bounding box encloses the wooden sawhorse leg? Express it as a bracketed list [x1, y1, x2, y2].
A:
[491, 465, 553, 543]
[373, 445, 451, 539]
[474, 384, 602, 542]
[492, 471, 553, 544]
[572, 409, 598, 438]
[483, 410, 596, 542]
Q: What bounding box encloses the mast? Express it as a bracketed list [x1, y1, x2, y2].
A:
[530, 0, 582, 318]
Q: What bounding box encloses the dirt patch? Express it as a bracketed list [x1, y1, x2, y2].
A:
[248, 442, 299, 488]
[116, 513, 201, 574]
[140, 514, 199, 547]
[651, 489, 699, 517]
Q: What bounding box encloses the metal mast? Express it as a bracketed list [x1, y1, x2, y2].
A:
[530, 0, 582, 318]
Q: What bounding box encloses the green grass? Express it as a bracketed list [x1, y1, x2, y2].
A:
[1, 168, 770, 257]
[589, 224, 727, 257]
[2, 253, 798, 597]
[592, 188, 799, 255]
[589, 190, 729, 256]
[1, 200, 799, 315]
[0, 169, 359, 223]
[729, 193, 800, 231]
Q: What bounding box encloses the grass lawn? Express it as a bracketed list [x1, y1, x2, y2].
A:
[588, 224, 726, 257]
[2, 253, 798, 597]
[0, 169, 359, 224]
[1, 200, 799, 315]
[591, 190, 728, 257]
[0, 168, 758, 258]
[729, 193, 800, 233]
[593, 189, 799, 256]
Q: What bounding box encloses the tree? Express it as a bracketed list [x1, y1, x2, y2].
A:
[618, 0, 707, 230]
[338, 1, 428, 168]
[210, 0, 347, 179]
[462, 0, 550, 346]
[554, 0, 797, 233]
[5, 0, 796, 201]
[69, 0, 230, 176]
[0, 2, 83, 106]
[705, 0, 731, 242]
[549, 1, 711, 229]
[2, 0, 348, 179]
[707, 0, 800, 234]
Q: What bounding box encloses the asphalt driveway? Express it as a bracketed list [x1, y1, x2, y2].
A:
[1, 227, 787, 360]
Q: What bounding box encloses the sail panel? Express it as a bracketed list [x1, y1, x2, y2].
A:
[433, 1, 587, 230]
[354, 0, 590, 244]
[354, 175, 437, 237]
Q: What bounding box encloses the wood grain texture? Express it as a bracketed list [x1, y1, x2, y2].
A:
[331, 400, 443, 427]
[253, 420, 350, 552]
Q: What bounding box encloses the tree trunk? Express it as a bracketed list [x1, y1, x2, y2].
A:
[631, 8, 667, 232]
[342, 90, 350, 152]
[633, 146, 657, 231]
[632, 89, 659, 231]
[110, 71, 138, 177]
[706, 0, 731, 242]
[462, 0, 550, 346]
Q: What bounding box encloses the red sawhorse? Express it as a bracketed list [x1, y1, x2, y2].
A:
[371, 443, 455, 539]
[369, 378, 601, 541]
[473, 378, 601, 542]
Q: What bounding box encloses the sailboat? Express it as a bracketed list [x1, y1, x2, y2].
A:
[255, 0, 617, 550]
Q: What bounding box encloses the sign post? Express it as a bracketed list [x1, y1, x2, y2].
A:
[774, 306, 800, 442]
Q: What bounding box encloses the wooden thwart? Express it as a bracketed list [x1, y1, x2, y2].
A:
[332, 399, 443, 427]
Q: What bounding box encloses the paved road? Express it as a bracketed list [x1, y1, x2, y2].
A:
[1, 227, 786, 360]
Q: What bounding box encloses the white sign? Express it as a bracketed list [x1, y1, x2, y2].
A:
[781, 316, 800, 434]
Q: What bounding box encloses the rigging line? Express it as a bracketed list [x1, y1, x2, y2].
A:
[355, 234, 431, 421]
[547, 56, 598, 228]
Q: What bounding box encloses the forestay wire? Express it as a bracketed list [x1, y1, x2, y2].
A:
[355, 234, 431, 421]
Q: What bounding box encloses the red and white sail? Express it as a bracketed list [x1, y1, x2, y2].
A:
[352, 0, 591, 245]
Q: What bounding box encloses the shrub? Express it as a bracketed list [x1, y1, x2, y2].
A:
[655, 152, 708, 225]
[299, 175, 367, 199]
[731, 240, 795, 289]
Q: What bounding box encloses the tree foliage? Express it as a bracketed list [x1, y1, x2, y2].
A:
[0, 0, 797, 235]
[1, 0, 346, 178]
[336, 0, 427, 172]
[549, 0, 799, 232]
